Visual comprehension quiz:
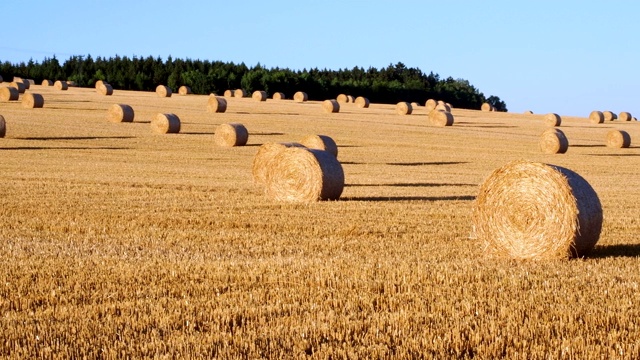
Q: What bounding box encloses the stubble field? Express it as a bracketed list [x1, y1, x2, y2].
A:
[1, 84, 640, 359]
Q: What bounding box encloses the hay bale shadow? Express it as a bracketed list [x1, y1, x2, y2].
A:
[588, 244, 640, 258]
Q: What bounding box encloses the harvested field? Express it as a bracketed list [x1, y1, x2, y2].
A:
[1, 85, 640, 358]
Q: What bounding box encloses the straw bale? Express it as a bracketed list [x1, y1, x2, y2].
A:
[272, 92, 285, 100]
[108, 104, 134, 123]
[156, 85, 172, 97]
[252, 142, 305, 185]
[0, 87, 19, 101]
[544, 113, 561, 127]
[224, 90, 234, 97]
[151, 113, 181, 134]
[606, 129, 631, 148]
[22, 93, 44, 108]
[234, 89, 246, 98]
[425, 99, 437, 111]
[214, 123, 248, 147]
[11, 82, 26, 93]
[618, 112, 632, 122]
[322, 99, 340, 113]
[429, 110, 454, 127]
[41, 79, 53, 86]
[97, 84, 113, 95]
[396, 102, 412, 115]
[354, 96, 370, 108]
[293, 91, 308, 103]
[347, 95, 355, 103]
[207, 96, 227, 113]
[588, 111, 604, 124]
[54, 80, 68, 91]
[539, 128, 568, 154]
[300, 134, 338, 157]
[524, 110, 534, 115]
[252, 90, 267, 101]
[178, 86, 192, 95]
[481, 102, 493, 111]
[603, 111, 616, 121]
[336, 94, 348, 103]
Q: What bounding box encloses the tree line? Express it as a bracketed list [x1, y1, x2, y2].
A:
[0, 55, 507, 111]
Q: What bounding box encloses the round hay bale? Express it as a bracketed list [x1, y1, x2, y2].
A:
[354, 96, 370, 108]
[336, 94, 348, 103]
[156, 85, 172, 97]
[0, 87, 19, 101]
[588, 111, 604, 124]
[603, 111, 616, 121]
[544, 113, 562, 127]
[411, 102, 420, 108]
[293, 91, 308, 103]
[606, 129, 631, 148]
[0, 115, 5, 138]
[272, 92, 285, 100]
[429, 110, 454, 127]
[524, 110, 534, 115]
[97, 84, 113, 96]
[346, 95, 355, 103]
[22, 93, 44, 108]
[26, 79, 35, 86]
[396, 101, 412, 115]
[300, 134, 338, 157]
[178, 85, 192, 95]
[264, 147, 344, 202]
[473, 160, 603, 259]
[425, 99, 437, 111]
[435, 103, 451, 112]
[539, 128, 569, 154]
[207, 96, 227, 113]
[95, 80, 108, 89]
[252, 90, 267, 101]
[234, 89, 246, 98]
[214, 123, 248, 147]
[54, 80, 68, 91]
[252, 142, 306, 185]
[41, 79, 53, 86]
[11, 82, 25, 93]
[223, 89, 234, 97]
[618, 112, 632, 122]
[481, 102, 493, 111]
[108, 104, 134, 123]
[322, 99, 340, 113]
[21, 80, 30, 90]
[151, 113, 181, 134]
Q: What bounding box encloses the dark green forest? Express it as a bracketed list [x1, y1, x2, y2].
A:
[0, 55, 507, 111]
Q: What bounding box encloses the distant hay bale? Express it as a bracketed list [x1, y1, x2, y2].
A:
[588, 111, 604, 124]
[108, 104, 134, 123]
[156, 85, 172, 97]
[234, 89, 246, 98]
[347, 95, 355, 103]
[21, 80, 30, 90]
[603, 111, 616, 121]
[336, 94, 349, 103]
[354, 96, 370, 108]
[411, 102, 420, 108]
[272, 92, 285, 100]
[293, 91, 308, 103]
[429, 110, 454, 127]
[178, 86, 192, 95]
[481, 102, 493, 111]
[618, 112, 632, 122]
[544, 113, 561, 127]
[151, 113, 181, 134]
[524, 110, 534, 114]
[300, 134, 338, 157]
[539, 128, 569, 154]
[252, 90, 267, 101]
[322, 99, 340, 113]
[11, 82, 26, 93]
[207, 96, 227, 113]
[252, 142, 305, 185]
[0, 115, 5, 138]
[263, 147, 344, 202]
[473, 160, 603, 259]
[435, 103, 451, 112]
[606, 129, 631, 148]
[97, 84, 113, 95]
[54, 80, 68, 91]
[396, 102, 412, 115]
[22, 93, 44, 108]
[214, 123, 248, 147]
[41, 79, 53, 86]
[224, 89, 234, 97]
[95, 80, 108, 89]
[26, 79, 35, 86]
[425, 99, 437, 111]
[0, 87, 19, 101]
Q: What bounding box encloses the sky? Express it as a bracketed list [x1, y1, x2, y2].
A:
[2, 1, 639, 117]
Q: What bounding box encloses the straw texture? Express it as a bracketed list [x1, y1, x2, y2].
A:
[22, 93, 44, 108]
[539, 128, 569, 154]
[354, 96, 370, 108]
[589, 111, 604, 124]
[252, 142, 306, 185]
[544, 113, 562, 127]
[214, 123, 249, 147]
[151, 113, 181, 134]
[606, 130, 631, 148]
[0, 87, 19, 101]
[300, 134, 338, 157]
[207, 96, 227, 113]
[396, 102, 412, 115]
[108, 104, 134, 123]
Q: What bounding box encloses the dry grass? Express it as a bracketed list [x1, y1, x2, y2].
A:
[1, 86, 640, 358]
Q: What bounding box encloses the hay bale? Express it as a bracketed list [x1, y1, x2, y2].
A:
[223, 89, 234, 97]
[11, 82, 25, 93]
[603, 111, 616, 121]
[618, 112, 632, 122]
[108, 104, 134, 123]
[347, 95, 355, 103]
[293, 91, 308, 103]
[41, 79, 53, 86]
[481, 102, 493, 111]
[272, 92, 285, 100]
[97, 84, 113, 96]
[21, 80, 30, 90]
[151, 113, 181, 134]
[264, 147, 344, 202]
[354, 96, 370, 108]
[26, 79, 35, 86]
[252, 142, 305, 185]
[300, 134, 338, 157]
[396, 102, 412, 115]
[588, 111, 604, 124]
[156, 85, 172, 97]
[252, 90, 267, 101]
[0, 115, 5, 138]
[54, 80, 68, 91]
[95, 80, 108, 89]
[22, 93, 44, 108]
[429, 110, 454, 127]
[234, 89, 246, 98]
[436, 103, 451, 112]
[322, 99, 340, 113]
[336, 94, 349, 103]
[606, 129, 631, 148]
[524, 110, 534, 115]
[425, 99, 437, 111]
[411, 102, 420, 108]
[214, 123, 248, 147]
[207, 96, 227, 113]
[0, 87, 19, 101]
[544, 113, 562, 127]
[473, 160, 603, 259]
[539, 128, 569, 154]
[178, 86, 192, 95]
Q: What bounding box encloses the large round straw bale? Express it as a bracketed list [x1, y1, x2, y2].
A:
[429, 110, 454, 127]
[207, 96, 227, 113]
[481, 102, 493, 111]
[41, 79, 53, 86]
[0, 115, 5, 138]
[234, 89, 246, 98]
[11, 82, 25, 93]
[473, 160, 603, 259]
[322, 99, 340, 113]
[346, 95, 355, 103]
[524, 110, 534, 115]
[95, 80, 108, 89]
[223, 89, 234, 97]
[151, 113, 181, 134]
[618, 112, 632, 122]
[252, 142, 306, 185]
[293, 91, 308, 103]
[539, 128, 569, 154]
[21, 80, 30, 90]
[606, 129, 631, 148]
[425, 99, 437, 111]
[26, 79, 35, 86]
[178, 85, 192, 95]
[264, 147, 344, 202]
[97, 84, 113, 95]
[156, 85, 172, 97]
[396, 101, 412, 115]
[336, 94, 349, 103]
[544, 113, 561, 127]
[0, 87, 19, 101]
[588, 111, 604, 124]
[108, 104, 134, 123]
[354, 96, 370, 108]
[54, 80, 68, 91]
[272, 92, 285, 100]
[252, 90, 267, 101]
[300, 134, 338, 157]
[214, 123, 248, 147]
[603, 111, 616, 121]
[22, 93, 44, 108]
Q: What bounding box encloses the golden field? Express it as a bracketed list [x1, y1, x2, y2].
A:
[1, 84, 640, 359]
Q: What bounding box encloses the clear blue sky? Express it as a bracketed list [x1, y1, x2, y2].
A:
[2, 1, 638, 117]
